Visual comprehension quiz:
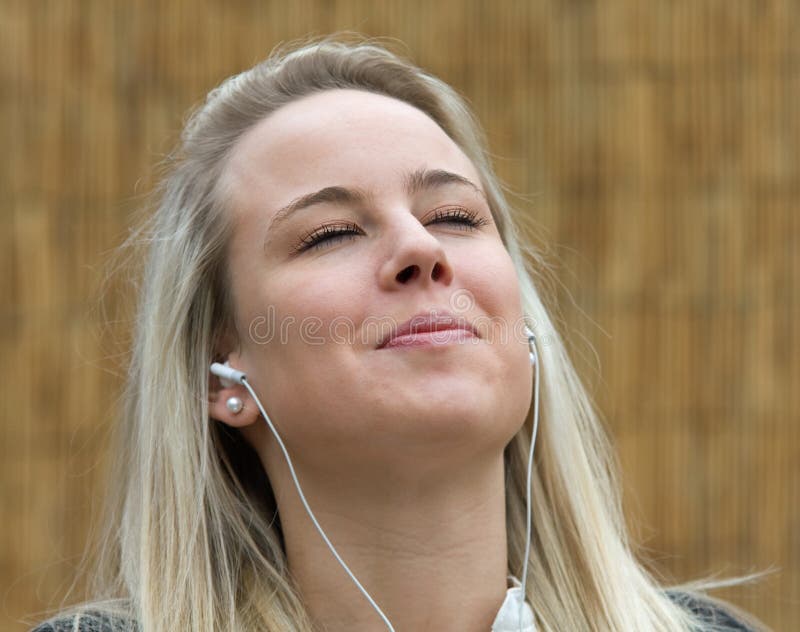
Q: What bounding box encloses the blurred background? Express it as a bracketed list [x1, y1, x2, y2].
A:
[1, 1, 797, 630]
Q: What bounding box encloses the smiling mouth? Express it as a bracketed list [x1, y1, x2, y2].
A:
[381, 329, 475, 349]
[379, 327, 476, 349]
[377, 311, 479, 349]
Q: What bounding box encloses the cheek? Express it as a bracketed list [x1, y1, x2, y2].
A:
[463, 244, 524, 322]
[462, 245, 529, 386]
[239, 271, 368, 397]
[274, 273, 370, 345]
[241, 263, 365, 342]
[238, 293, 359, 449]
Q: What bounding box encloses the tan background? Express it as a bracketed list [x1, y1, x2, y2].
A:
[2, 1, 797, 630]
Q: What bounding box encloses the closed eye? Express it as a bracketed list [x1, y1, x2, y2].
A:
[293, 206, 490, 253]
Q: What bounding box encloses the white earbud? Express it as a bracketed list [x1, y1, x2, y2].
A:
[210, 361, 246, 387]
[524, 325, 537, 366]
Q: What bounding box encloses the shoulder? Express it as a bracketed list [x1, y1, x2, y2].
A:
[665, 590, 759, 631]
[30, 611, 138, 632]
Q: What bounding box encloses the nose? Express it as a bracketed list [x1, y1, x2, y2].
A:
[378, 216, 454, 290]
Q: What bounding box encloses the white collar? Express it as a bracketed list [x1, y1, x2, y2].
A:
[491, 575, 536, 632]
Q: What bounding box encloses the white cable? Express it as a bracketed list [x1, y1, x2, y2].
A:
[239, 377, 396, 632]
[519, 332, 540, 631]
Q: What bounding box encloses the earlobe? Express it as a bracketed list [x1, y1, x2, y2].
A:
[208, 386, 260, 428]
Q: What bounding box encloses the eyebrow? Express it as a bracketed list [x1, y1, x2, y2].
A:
[263, 167, 487, 243]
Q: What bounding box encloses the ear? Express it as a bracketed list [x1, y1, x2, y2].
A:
[208, 354, 261, 429]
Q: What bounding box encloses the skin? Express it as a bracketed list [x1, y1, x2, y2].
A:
[208, 89, 533, 631]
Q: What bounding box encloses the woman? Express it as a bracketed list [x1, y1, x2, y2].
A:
[33, 34, 768, 631]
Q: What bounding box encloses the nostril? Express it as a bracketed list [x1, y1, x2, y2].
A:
[396, 265, 418, 283]
[431, 262, 443, 281]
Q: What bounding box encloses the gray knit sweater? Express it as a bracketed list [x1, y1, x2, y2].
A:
[31, 591, 758, 631]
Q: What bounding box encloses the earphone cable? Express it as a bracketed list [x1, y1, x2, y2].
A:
[240, 377, 396, 632]
[519, 333, 540, 631]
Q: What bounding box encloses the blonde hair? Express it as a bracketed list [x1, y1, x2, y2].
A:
[33, 33, 772, 632]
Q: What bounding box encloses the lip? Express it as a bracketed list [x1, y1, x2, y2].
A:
[376, 310, 479, 349]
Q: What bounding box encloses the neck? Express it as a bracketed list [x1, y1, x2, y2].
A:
[261, 446, 510, 632]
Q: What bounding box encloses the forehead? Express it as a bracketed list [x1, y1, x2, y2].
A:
[221, 89, 483, 210]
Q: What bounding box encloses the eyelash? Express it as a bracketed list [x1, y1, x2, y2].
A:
[294, 207, 490, 253]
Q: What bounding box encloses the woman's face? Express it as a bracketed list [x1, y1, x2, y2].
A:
[218, 89, 533, 476]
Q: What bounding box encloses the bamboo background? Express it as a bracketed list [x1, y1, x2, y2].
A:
[2, 1, 797, 630]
